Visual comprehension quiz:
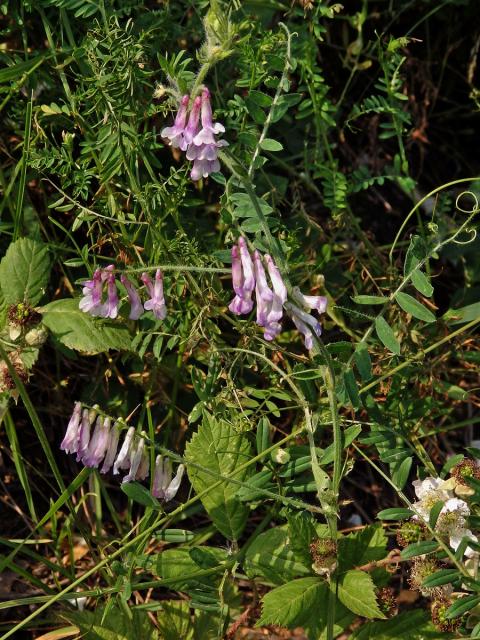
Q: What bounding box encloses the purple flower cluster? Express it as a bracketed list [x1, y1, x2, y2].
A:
[161, 87, 227, 181]
[79, 267, 166, 321]
[228, 238, 328, 349]
[60, 403, 184, 500]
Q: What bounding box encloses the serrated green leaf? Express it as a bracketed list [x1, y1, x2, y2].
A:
[0, 237, 51, 306]
[337, 570, 385, 619]
[257, 577, 327, 628]
[375, 317, 400, 355]
[259, 138, 283, 152]
[40, 299, 132, 354]
[185, 413, 252, 540]
[244, 526, 311, 585]
[395, 292, 435, 323]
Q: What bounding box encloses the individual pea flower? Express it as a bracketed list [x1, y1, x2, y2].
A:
[79, 269, 103, 315]
[292, 286, 328, 316]
[113, 426, 135, 475]
[76, 407, 97, 462]
[189, 146, 227, 181]
[120, 275, 143, 320]
[183, 95, 202, 148]
[152, 455, 185, 502]
[193, 88, 225, 146]
[264, 255, 287, 316]
[98, 270, 119, 320]
[187, 88, 228, 180]
[100, 421, 121, 474]
[286, 302, 322, 350]
[228, 239, 255, 315]
[253, 250, 273, 327]
[121, 437, 146, 484]
[141, 269, 167, 320]
[82, 417, 111, 468]
[161, 95, 190, 150]
[60, 401, 82, 454]
[411, 476, 454, 521]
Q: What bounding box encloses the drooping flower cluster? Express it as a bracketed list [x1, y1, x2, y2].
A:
[79, 267, 166, 321]
[411, 475, 478, 558]
[161, 87, 227, 181]
[228, 237, 328, 349]
[60, 403, 184, 502]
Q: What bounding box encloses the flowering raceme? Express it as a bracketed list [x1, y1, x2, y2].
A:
[228, 237, 328, 349]
[79, 267, 168, 322]
[161, 87, 227, 181]
[61, 404, 184, 501]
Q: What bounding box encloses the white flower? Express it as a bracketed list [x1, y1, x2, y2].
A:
[411, 476, 454, 521]
[449, 529, 478, 559]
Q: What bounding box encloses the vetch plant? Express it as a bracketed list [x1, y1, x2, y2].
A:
[1, 1, 479, 640]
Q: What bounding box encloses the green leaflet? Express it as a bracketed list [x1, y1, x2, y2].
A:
[185, 413, 252, 540]
[0, 237, 51, 306]
[257, 577, 327, 628]
[338, 570, 385, 619]
[40, 298, 132, 354]
[244, 526, 312, 585]
[375, 317, 400, 355]
[157, 600, 194, 640]
[395, 292, 436, 323]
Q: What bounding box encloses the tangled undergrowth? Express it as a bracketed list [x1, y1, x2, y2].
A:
[0, 0, 480, 638]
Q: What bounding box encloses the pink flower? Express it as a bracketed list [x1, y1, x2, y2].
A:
[98, 271, 119, 319]
[253, 250, 273, 326]
[286, 302, 322, 350]
[79, 269, 103, 315]
[82, 417, 111, 468]
[152, 455, 185, 502]
[60, 402, 82, 454]
[193, 88, 225, 146]
[292, 287, 327, 315]
[120, 275, 143, 320]
[142, 269, 167, 320]
[161, 95, 190, 151]
[76, 408, 95, 462]
[183, 96, 202, 148]
[121, 437, 146, 484]
[187, 88, 228, 180]
[100, 422, 120, 474]
[113, 426, 135, 475]
[228, 239, 255, 315]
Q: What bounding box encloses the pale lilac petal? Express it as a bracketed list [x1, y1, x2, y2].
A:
[120, 275, 143, 320]
[122, 437, 145, 484]
[164, 464, 185, 502]
[76, 408, 95, 462]
[60, 401, 82, 454]
[293, 287, 327, 315]
[113, 426, 135, 475]
[100, 422, 120, 474]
